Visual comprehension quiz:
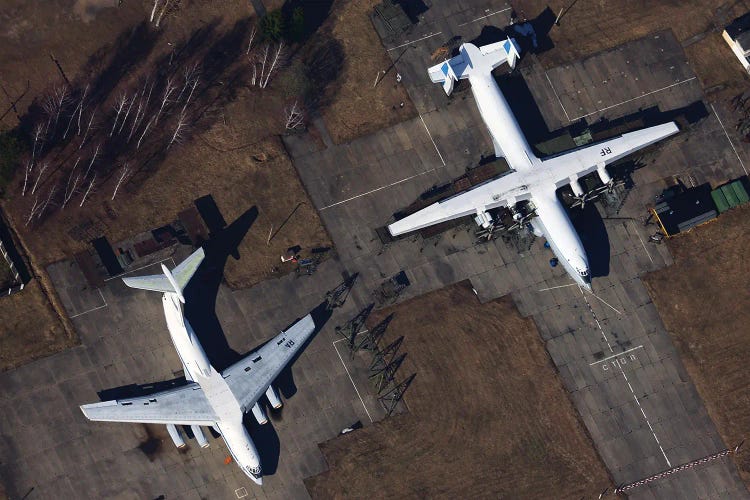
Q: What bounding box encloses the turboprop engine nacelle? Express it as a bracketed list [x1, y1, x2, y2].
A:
[597, 164, 611, 185]
[251, 402, 268, 425]
[190, 425, 210, 448]
[265, 386, 283, 409]
[166, 423, 186, 448]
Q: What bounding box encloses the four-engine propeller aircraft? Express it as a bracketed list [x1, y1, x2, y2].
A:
[80, 248, 315, 485]
[388, 39, 679, 289]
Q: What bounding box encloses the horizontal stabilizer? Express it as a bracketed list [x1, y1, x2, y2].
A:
[428, 39, 521, 95]
[122, 247, 205, 302]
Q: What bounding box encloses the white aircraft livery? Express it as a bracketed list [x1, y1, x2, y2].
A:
[80, 248, 316, 485]
[388, 39, 679, 289]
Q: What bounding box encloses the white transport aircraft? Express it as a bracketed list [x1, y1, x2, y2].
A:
[388, 39, 679, 289]
[80, 248, 315, 485]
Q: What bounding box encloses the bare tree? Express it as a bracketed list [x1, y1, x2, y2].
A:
[117, 92, 136, 135]
[150, 0, 160, 22]
[79, 174, 96, 207]
[37, 183, 57, 220]
[246, 26, 257, 55]
[181, 77, 199, 114]
[21, 160, 34, 196]
[25, 195, 39, 226]
[261, 42, 284, 89]
[31, 162, 49, 195]
[154, 77, 177, 125]
[111, 91, 129, 136]
[112, 163, 131, 200]
[76, 84, 89, 135]
[284, 100, 304, 130]
[63, 84, 88, 139]
[176, 63, 200, 103]
[80, 108, 96, 149]
[154, 0, 176, 27]
[168, 110, 189, 148]
[48, 85, 70, 134]
[83, 144, 100, 179]
[62, 166, 81, 209]
[136, 117, 155, 150]
[31, 123, 44, 159]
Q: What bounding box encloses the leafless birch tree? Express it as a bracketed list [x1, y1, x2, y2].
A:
[111, 91, 129, 136]
[62, 166, 81, 209]
[284, 100, 304, 130]
[80, 174, 96, 207]
[261, 42, 284, 89]
[31, 162, 48, 195]
[112, 163, 131, 200]
[168, 110, 189, 148]
[37, 183, 57, 220]
[21, 160, 33, 196]
[154, 77, 177, 125]
[80, 108, 96, 149]
[83, 144, 100, 179]
[25, 195, 39, 226]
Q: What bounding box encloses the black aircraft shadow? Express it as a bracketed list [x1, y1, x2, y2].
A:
[182, 206, 259, 370]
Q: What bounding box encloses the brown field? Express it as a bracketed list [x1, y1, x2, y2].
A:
[305, 282, 611, 499]
[515, 0, 750, 97]
[321, 0, 417, 143]
[0, 279, 72, 372]
[0, 0, 418, 368]
[643, 204, 750, 486]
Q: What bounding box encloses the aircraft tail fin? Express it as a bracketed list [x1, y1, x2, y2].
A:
[428, 39, 521, 95]
[122, 247, 205, 303]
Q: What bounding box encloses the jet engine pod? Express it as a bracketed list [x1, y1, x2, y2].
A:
[265, 385, 283, 409]
[166, 423, 186, 448]
[251, 402, 268, 425]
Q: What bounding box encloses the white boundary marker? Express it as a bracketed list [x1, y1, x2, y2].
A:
[387, 32, 442, 51]
[711, 103, 748, 176]
[319, 113, 445, 210]
[546, 73, 697, 123]
[631, 221, 654, 264]
[585, 289, 623, 316]
[333, 338, 374, 423]
[545, 71, 571, 122]
[568, 77, 697, 122]
[420, 113, 446, 167]
[589, 345, 644, 365]
[457, 7, 512, 27]
[70, 288, 108, 318]
[538, 282, 577, 292]
[320, 168, 438, 210]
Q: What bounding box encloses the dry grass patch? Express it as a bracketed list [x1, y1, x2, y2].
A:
[321, 0, 416, 144]
[306, 282, 611, 499]
[643, 204, 750, 486]
[0, 279, 71, 371]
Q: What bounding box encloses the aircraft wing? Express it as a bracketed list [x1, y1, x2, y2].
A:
[388, 171, 530, 236]
[80, 382, 217, 426]
[540, 122, 679, 183]
[221, 314, 316, 412]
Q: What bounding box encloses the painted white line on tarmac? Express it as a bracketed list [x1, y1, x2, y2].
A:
[70, 288, 108, 318]
[458, 7, 512, 27]
[387, 32, 443, 51]
[589, 345, 644, 365]
[333, 339, 374, 423]
[568, 77, 697, 122]
[712, 103, 748, 176]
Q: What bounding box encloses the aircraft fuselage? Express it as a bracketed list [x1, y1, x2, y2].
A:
[162, 292, 264, 484]
[466, 67, 591, 288]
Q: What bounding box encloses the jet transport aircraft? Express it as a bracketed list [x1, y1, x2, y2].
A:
[388, 39, 679, 289]
[80, 248, 315, 485]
